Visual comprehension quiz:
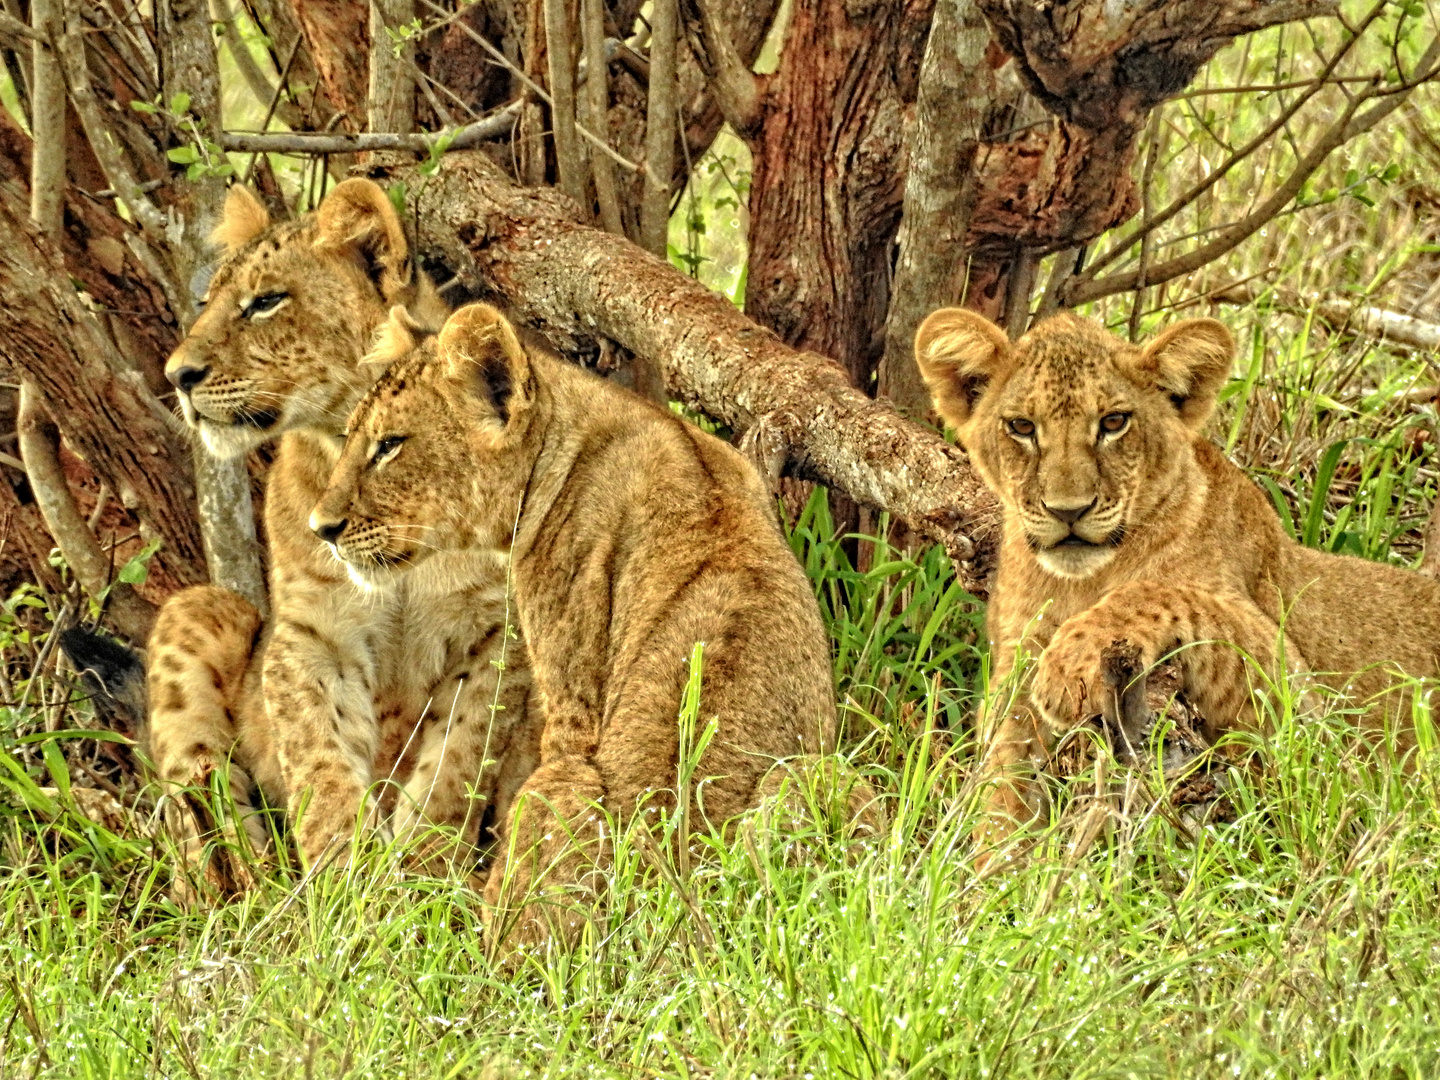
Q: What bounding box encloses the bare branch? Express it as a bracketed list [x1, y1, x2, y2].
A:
[222, 103, 521, 154]
[414, 0, 643, 174]
[684, 0, 763, 133]
[1076, 2, 1388, 286]
[0, 9, 40, 46]
[56, 0, 167, 242]
[582, 0, 624, 236]
[28, 0, 64, 236]
[1216, 281, 1440, 353]
[17, 384, 157, 642]
[640, 0, 679, 255]
[1064, 82, 1380, 306]
[543, 0, 586, 208]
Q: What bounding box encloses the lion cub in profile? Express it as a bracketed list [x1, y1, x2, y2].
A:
[311, 303, 837, 950]
[915, 308, 1440, 855]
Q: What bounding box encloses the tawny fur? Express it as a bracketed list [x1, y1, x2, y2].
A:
[313, 304, 837, 954]
[915, 309, 1440, 855]
[148, 182, 538, 892]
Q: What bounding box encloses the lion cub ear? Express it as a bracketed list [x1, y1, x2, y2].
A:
[914, 308, 1013, 431]
[436, 304, 533, 427]
[315, 178, 412, 302]
[1134, 319, 1233, 429]
[211, 184, 270, 253]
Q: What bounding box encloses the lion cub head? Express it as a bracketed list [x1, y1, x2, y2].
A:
[165, 179, 447, 458]
[309, 304, 538, 589]
[916, 310, 1233, 580]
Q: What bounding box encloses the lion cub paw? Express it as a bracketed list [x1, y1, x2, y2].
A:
[1032, 621, 1149, 738]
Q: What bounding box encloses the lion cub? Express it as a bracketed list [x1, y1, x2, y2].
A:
[915, 309, 1440, 852]
[311, 303, 837, 949]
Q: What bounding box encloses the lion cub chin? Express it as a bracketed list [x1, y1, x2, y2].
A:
[313, 302, 838, 955]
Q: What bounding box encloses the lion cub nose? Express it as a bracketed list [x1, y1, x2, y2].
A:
[167, 363, 210, 392]
[310, 513, 348, 544]
[1043, 498, 1096, 526]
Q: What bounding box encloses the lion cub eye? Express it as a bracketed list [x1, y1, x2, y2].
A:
[1007, 418, 1036, 439]
[1099, 412, 1131, 436]
[241, 292, 289, 319]
[370, 435, 407, 467]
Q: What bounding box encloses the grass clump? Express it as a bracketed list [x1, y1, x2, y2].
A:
[4, 491, 1440, 1078]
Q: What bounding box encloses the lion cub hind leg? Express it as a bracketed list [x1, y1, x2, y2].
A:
[482, 756, 607, 966]
[145, 585, 271, 898]
[1031, 581, 1297, 744]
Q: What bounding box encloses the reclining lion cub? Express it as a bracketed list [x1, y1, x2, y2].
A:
[142, 181, 537, 891]
[914, 309, 1440, 853]
[311, 303, 837, 951]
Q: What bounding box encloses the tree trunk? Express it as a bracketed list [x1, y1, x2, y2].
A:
[876, 0, 994, 418]
[0, 189, 208, 591]
[741, 0, 931, 387]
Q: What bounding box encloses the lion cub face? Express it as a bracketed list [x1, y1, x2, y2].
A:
[310, 305, 537, 590]
[916, 311, 1233, 580]
[165, 180, 445, 459]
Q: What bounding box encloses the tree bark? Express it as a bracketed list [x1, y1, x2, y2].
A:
[0, 189, 207, 591]
[392, 151, 1002, 594]
[17, 387, 158, 641]
[877, 0, 994, 418]
[369, 0, 417, 134]
[739, 0, 932, 387]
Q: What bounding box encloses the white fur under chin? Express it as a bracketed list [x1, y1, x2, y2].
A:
[344, 562, 391, 592]
[197, 420, 269, 460]
[1036, 544, 1118, 580]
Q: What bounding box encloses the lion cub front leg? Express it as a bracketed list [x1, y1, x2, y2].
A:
[146, 586, 270, 897]
[391, 645, 536, 874]
[264, 620, 381, 868]
[1031, 581, 1298, 745]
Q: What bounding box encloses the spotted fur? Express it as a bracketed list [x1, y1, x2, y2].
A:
[147, 183, 537, 893]
[917, 309, 1440, 860]
[313, 304, 837, 955]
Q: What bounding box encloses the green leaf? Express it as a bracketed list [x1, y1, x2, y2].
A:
[387, 183, 409, 221]
[42, 740, 70, 800]
[167, 145, 200, 165]
[168, 91, 191, 116]
[130, 99, 158, 115]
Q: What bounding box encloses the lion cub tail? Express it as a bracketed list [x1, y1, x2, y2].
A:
[58, 627, 148, 739]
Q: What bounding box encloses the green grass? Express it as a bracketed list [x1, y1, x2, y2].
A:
[5, 473, 1440, 1078]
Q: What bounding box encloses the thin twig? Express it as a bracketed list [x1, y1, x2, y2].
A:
[223, 103, 522, 154]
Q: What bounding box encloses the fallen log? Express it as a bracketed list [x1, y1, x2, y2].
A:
[377, 151, 1003, 595]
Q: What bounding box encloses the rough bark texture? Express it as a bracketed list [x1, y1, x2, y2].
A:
[0, 188, 207, 590]
[370, 0, 417, 133]
[17, 387, 158, 641]
[386, 151, 1002, 593]
[741, 0, 932, 386]
[959, 0, 1341, 326]
[876, 0, 994, 417]
[286, 0, 370, 126]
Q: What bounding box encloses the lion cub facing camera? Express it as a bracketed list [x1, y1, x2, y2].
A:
[311, 303, 838, 951]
